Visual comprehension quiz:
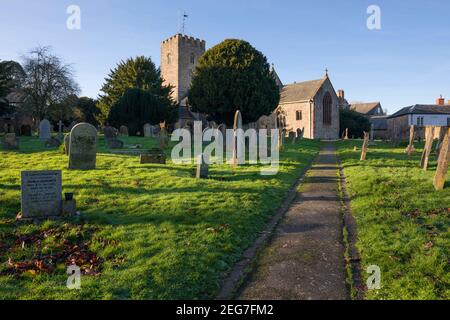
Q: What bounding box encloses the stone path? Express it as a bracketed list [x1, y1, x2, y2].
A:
[239, 143, 348, 300]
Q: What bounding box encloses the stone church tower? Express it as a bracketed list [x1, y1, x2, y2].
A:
[160, 34, 206, 104]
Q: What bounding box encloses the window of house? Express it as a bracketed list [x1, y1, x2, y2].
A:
[296, 111, 302, 121]
[417, 116, 424, 127]
[190, 53, 195, 64]
[323, 92, 332, 125]
[447, 117, 450, 126]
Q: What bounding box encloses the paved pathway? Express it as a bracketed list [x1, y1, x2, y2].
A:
[239, 143, 348, 300]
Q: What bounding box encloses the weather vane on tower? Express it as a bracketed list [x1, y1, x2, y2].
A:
[181, 12, 188, 35]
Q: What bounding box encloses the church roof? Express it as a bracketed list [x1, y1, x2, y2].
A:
[350, 102, 381, 115]
[388, 104, 450, 118]
[279, 78, 327, 104]
[270, 64, 283, 90]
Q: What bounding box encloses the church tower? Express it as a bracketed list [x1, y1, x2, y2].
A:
[160, 34, 206, 105]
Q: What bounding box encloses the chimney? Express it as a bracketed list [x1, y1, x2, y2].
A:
[337, 89, 345, 100]
[436, 95, 445, 105]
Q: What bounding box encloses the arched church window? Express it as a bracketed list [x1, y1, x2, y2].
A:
[323, 92, 332, 125]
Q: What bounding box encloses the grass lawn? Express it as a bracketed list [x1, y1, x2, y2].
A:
[0, 135, 320, 300]
[337, 140, 449, 300]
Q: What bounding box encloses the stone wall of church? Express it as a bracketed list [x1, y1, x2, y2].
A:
[277, 101, 313, 139]
[312, 79, 340, 140]
[160, 34, 205, 104]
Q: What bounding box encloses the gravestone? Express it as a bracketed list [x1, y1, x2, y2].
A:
[289, 131, 296, 144]
[104, 126, 118, 139]
[64, 134, 70, 155]
[277, 129, 285, 151]
[57, 120, 64, 140]
[405, 125, 416, 155]
[433, 128, 450, 190]
[297, 128, 304, 140]
[196, 154, 209, 179]
[435, 127, 448, 160]
[143, 123, 152, 137]
[421, 126, 435, 171]
[360, 131, 370, 161]
[104, 126, 123, 149]
[69, 123, 97, 170]
[39, 119, 51, 140]
[21, 170, 62, 219]
[140, 148, 166, 164]
[119, 125, 129, 136]
[158, 128, 169, 149]
[231, 110, 243, 166]
[3, 133, 19, 150]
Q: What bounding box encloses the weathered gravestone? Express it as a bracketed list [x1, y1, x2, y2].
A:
[143, 123, 152, 137]
[39, 119, 51, 140]
[360, 131, 370, 161]
[3, 133, 19, 150]
[140, 148, 166, 164]
[297, 128, 304, 140]
[119, 125, 129, 137]
[421, 126, 435, 170]
[69, 123, 97, 170]
[159, 128, 169, 149]
[405, 125, 416, 155]
[435, 127, 448, 160]
[196, 153, 209, 179]
[21, 170, 62, 219]
[231, 110, 244, 167]
[104, 126, 124, 149]
[433, 128, 450, 190]
[64, 134, 70, 155]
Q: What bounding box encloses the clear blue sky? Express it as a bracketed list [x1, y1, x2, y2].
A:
[1, 0, 449, 113]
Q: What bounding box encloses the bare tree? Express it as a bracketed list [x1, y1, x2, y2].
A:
[22, 46, 80, 120]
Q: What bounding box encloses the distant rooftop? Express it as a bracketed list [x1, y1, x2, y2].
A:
[388, 104, 450, 118]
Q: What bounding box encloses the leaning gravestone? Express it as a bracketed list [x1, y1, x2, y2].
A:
[39, 119, 51, 140]
[69, 123, 97, 170]
[159, 128, 169, 149]
[21, 170, 62, 219]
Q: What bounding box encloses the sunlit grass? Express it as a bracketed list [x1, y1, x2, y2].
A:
[0, 135, 320, 299]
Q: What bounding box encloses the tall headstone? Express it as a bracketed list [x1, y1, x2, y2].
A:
[421, 126, 435, 171]
[433, 128, 450, 190]
[143, 123, 152, 137]
[231, 110, 243, 167]
[405, 125, 416, 155]
[69, 123, 97, 170]
[21, 170, 62, 219]
[159, 128, 169, 149]
[39, 119, 51, 140]
[57, 120, 64, 140]
[119, 125, 129, 137]
[196, 154, 209, 179]
[360, 131, 370, 161]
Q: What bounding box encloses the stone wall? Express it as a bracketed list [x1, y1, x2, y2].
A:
[160, 34, 206, 104]
[277, 101, 312, 138]
[312, 79, 340, 140]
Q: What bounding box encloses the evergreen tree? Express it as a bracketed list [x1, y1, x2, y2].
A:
[188, 39, 280, 125]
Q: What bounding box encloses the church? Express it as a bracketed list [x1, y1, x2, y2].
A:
[160, 33, 340, 140]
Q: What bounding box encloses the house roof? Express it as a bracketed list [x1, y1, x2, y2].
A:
[279, 78, 326, 104]
[388, 104, 450, 118]
[350, 102, 381, 115]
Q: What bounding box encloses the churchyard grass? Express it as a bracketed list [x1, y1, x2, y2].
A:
[337, 140, 449, 300]
[0, 135, 320, 299]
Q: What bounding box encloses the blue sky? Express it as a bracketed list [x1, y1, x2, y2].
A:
[1, 0, 449, 113]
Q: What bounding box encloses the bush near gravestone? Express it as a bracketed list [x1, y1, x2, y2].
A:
[107, 88, 176, 136]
